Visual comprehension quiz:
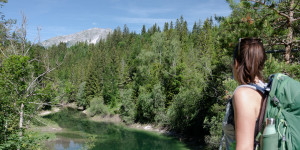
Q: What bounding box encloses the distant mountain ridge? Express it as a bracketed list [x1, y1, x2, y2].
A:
[41, 28, 112, 48]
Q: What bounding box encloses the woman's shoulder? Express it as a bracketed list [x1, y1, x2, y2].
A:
[234, 86, 261, 100]
[233, 84, 260, 96]
[233, 85, 263, 115]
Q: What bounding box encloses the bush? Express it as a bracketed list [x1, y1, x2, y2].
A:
[76, 82, 88, 109]
[119, 89, 136, 124]
[203, 78, 237, 149]
[167, 87, 203, 131]
[86, 96, 109, 117]
[152, 84, 166, 125]
[264, 54, 300, 81]
[203, 103, 226, 149]
[136, 87, 154, 122]
[135, 84, 167, 124]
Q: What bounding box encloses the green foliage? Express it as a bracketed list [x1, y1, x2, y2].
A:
[167, 87, 203, 131]
[152, 84, 166, 124]
[0, 54, 53, 149]
[81, 135, 97, 150]
[264, 54, 300, 81]
[136, 87, 155, 122]
[2, 1, 295, 148]
[203, 78, 237, 149]
[86, 97, 109, 117]
[0, 131, 50, 150]
[120, 89, 136, 124]
[37, 83, 57, 110]
[64, 81, 77, 103]
[136, 84, 166, 124]
[1, 55, 31, 93]
[76, 82, 88, 109]
[203, 103, 225, 149]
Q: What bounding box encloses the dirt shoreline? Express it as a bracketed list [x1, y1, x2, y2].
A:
[38, 104, 168, 134]
[37, 104, 203, 149]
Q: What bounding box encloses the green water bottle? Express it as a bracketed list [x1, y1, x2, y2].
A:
[263, 118, 276, 135]
[262, 118, 278, 150]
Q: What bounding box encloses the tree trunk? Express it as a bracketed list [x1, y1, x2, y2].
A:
[284, 0, 295, 64]
[17, 103, 24, 150]
[285, 43, 292, 63]
[19, 103, 24, 137]
[4, 120, 7, 141]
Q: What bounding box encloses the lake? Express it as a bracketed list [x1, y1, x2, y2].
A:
[42, 107, 190, 150]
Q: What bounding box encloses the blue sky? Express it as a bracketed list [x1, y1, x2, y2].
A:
[2, 0, 232, 42]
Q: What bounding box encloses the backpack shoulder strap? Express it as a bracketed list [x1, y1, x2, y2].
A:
[247, 83, 267, 95]
[254, 75, 274, 148]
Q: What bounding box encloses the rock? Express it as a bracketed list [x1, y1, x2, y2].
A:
[144, 125, 152, 130]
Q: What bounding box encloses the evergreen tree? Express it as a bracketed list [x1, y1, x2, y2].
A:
[245, 0, 300, 63]
[163, 22, 169, 32]
[141, 25, 146, 35]
[123, 24, 129, 38]
[85, 51, 103, 100]
[170, 21, 174, 30]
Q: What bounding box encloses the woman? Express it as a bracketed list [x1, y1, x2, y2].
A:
[223, 38, 267, 150]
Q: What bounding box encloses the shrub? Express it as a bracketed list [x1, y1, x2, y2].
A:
[76, 82, 88, 109]
[136, 87, 154, 122]
[86, 96, 109, 117]
[119, 89, 136, 124]
[264, 54, 300, 81]
[203, 78, 237, 149]
[167, 87, 203, 131]
[152, 84, 166, 125]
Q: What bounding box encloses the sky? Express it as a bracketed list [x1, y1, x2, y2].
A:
[1, 0, 232, 42]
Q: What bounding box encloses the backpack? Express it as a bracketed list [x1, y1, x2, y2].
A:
[220, 73, 300, 150]
[254, 73, 300, 150]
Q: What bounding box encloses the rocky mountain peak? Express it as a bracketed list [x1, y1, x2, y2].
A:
[41, 28, 112, 48]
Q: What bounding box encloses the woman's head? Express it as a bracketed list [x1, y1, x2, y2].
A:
[233, 38, 266, 85]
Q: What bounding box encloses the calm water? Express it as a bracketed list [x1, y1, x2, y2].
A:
[43, 108, 189, 150]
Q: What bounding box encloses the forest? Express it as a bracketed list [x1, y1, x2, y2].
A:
[0, 0, 299, 149]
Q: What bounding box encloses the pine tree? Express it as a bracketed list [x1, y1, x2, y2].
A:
[123, 24, 129, 38]
[164, 22, 169, 32]
[141, 25, 146, 35]
[246, 0, 300, 63]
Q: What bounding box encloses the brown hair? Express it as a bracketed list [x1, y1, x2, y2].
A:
[233, 38, 266, 85]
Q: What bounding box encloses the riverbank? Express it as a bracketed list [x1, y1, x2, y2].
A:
[36, 104, 204, 150]
[34, 106, 192, 150]
[38, 104, 168, 134]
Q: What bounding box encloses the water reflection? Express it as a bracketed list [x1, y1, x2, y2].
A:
[45, 134, 86, 150]
[54, 140, 83, 150]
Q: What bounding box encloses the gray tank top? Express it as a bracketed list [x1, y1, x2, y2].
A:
[222, 80, 266, 150]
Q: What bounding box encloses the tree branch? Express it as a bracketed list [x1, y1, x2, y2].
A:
[291, 0, 299, 11]
[247, 0, 290, 18]
[28, 102, 64, 106]
[3, 76, 19, 95]
[26, 53, 66, 95]
[0, 48, 8, 58]
[24, 26, 41, 56]
[28, 58, 41, 63]
[26, 67, 56, 95]
[293, 17, 300, 21]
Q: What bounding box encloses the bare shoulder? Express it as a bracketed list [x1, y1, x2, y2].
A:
[234, 87, 262, 101]
[233, 87, 263, 117]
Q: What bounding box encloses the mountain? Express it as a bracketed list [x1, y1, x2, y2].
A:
[41, 28, 112, 48]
